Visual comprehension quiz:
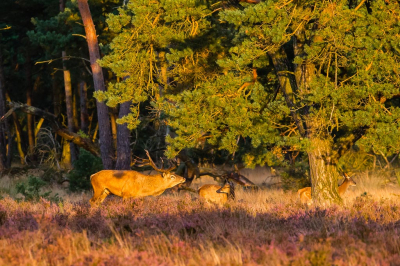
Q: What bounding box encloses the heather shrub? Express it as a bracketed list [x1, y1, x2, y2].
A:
[68, 148, 103, 192]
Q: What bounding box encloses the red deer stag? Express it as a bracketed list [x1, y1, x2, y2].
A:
[90, 150, 185, 206]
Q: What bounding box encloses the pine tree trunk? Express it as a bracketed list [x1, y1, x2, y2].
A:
[79, 80, 89, 133]
[13, 117, 25, 165]
[78, 0, 114, 169]
[52, 73, 61, 117]
[5, 92, 25, 165]
[115, 102, 131, 170]
[62, 51, 77, 163]
[0, 49, 10, 170]
[307, 136, 341, 205]
[73, 87, 79, 130]
[110, 108, 117, 148]
[60, 137, 71, 168]
[292, 32, 342, 205]
[269, 48, 341, 205]
[26, 56, 35, 156]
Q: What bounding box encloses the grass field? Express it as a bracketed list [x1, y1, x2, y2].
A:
[0, 169, 399, 265]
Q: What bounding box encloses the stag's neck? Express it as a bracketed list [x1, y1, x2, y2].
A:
[338, 180, 351, 196]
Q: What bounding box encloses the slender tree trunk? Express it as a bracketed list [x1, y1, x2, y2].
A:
[52, 73, 61, 117]
[13, 116, 25, 165]
[73, 86, 79, 130]
[115, 102, 131, 170]
[110, 108, 117, 148]
[61, 138, 71, 168]
[78, 0, 114, 169]
[5, 92, 25, 164]
[0, 49, 10, 170]
[26, 55, 35, 156]
[79, 80, 89, 133]
[62, 51, 77, 163]
[59, 0, 75, 165]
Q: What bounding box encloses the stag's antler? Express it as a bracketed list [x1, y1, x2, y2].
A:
[142, 150, 176, 173]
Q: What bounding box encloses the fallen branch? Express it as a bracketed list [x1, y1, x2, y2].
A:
[0, 102, 100, 157]
[199, 167, 256, 187]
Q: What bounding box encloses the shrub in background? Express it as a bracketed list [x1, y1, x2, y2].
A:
[16, 176, 62, 203]
[68, 148, 103, 192]
[281, 161, 310, 191]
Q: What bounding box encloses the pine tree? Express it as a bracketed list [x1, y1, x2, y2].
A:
[101, 0, 400, 205]
[167, 0, 400, 204]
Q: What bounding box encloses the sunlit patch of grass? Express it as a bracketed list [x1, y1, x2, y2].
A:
[0, 169, 399, 265]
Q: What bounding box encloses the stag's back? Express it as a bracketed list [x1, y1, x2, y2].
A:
[90, 170, 185, 199]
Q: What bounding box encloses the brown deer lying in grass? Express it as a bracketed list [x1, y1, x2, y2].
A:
[198, 179, 235, 204]
[180, 178, 236, 205]
[298, 173, 356, 205]
[90, 150, 185, 206]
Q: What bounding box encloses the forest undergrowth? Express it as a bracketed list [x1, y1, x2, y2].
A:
[0, 173, 399, 266]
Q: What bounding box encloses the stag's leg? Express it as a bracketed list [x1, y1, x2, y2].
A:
[97, 189, 110, 204]
[90, 186, 102, 206]
[90, 188, 110, 206]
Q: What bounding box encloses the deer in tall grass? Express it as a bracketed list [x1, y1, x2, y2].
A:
[298, 173, 356, 205]
[198, 179, 236, 205]
[90, 150, 185, 206]
[179, 178, 236, 205]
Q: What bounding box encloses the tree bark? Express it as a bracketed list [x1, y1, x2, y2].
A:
[62, 51, 77, 163]
[52, 73, 62, 117]
[61, 138, 71, 169]
[5, 92, 25, 165]
[0, 49, 10, 170]
[115, 102, 131, 170]
[73, 86, 79, 130]
[79, 80, 89, 133]
[13, 116, 25, 165]
[78, 0, 114, 169]
[110, 108, 117, 148]
[307, 135, 341, 205]
[25, 55, 35, 156]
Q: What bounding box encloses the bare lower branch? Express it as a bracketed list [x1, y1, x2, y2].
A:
[0, 102, 100, 157]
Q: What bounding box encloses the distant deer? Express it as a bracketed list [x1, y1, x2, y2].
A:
[90, 150, 185, 206]
[298, 173, 356, 205]
[198, 179, 235, 205]
[179, 178, 236, 205]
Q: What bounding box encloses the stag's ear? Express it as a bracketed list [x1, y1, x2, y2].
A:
[162, 172, 168, 178]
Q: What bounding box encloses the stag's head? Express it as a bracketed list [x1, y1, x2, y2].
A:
[161, 172, 186, 187]
[142, 150, 185, 185]
[343, 173, 356, 186]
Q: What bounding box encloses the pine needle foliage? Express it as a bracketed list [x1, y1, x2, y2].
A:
[100, 0, 400, 203]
